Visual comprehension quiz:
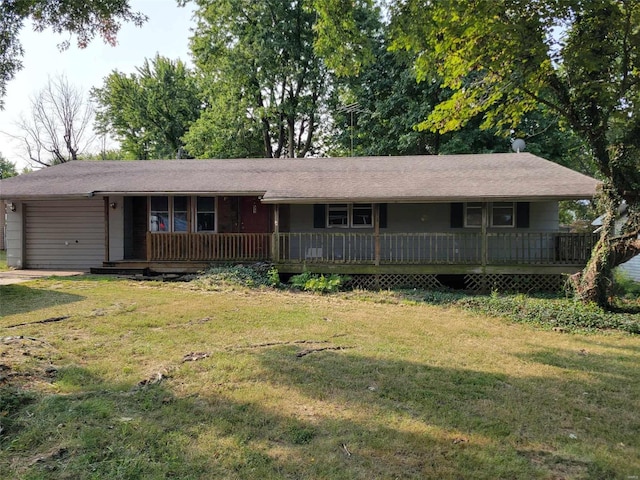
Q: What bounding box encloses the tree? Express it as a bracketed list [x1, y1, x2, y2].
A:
[384, 0, 640, 306]
[92, 55, 202, 160]
[11, 75, 96, 167]
[0, 153, 18, 179]
[332, 30, 592, 168]
[185, 0, 369, 158]
[0, 0, 146, 109]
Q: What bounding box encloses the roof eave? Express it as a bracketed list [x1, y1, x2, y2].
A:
[261, 194, 598, 204]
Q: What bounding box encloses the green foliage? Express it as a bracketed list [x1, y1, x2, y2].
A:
[0, 0, 146, 109]
[312, 0, 377, 77]
[266, 267, 281, 288]
[92, 55, 201, 160]
[0, 154, 18, 178]
[187, 0, 340, 158]
[289, 271, 350, 293]
[77, 149, 125, 161]
[182, 85, 264, 159]
[421, 291, 640, 334]
[613, 270, 640, 300]
[192, 264, 275, 290]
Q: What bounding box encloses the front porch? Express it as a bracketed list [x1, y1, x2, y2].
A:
[129, 231, 598, 275]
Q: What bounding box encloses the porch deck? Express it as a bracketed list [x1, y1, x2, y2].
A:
[135, 231, 597, 275]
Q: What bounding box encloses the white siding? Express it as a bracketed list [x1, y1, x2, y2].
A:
[108, 196, 125, 262]
[25, 199, 105, 269]
[5, 201, 23, 268]
[619, 256, 640, 282]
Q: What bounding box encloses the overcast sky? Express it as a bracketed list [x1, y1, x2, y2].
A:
[0, 0, 196, 170]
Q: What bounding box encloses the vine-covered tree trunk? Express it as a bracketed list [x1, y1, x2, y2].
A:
[573, 190, 640, 308]
[574, 223, 615, 307]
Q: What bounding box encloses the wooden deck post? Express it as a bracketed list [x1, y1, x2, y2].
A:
[481, 203, 488, 267]
[146, 232, 151, 261]
[272, 204, 280, 262]
[374, 204, 380, 266]
[104, 197, 110, 262]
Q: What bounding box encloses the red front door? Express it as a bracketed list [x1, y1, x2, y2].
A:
[239, 197, 271, 233]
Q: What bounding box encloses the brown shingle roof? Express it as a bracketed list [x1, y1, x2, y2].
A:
[0, 153, 600, 202]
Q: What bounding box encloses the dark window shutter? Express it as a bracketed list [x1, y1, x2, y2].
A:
[450, 203, 464, 228]
[516, 202, 530, 228]
[379, 203, 388, 228]
[313, 204, 326, 228]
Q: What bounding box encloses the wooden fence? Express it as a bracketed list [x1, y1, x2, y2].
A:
[147, 231, 598, 266]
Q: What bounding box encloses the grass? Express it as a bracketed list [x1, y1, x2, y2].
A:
[0, 276, 639, 479]
[0, 250, 8, 271]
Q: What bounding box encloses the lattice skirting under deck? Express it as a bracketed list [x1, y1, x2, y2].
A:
[463, 274, 565, 293]
[347, 274, 445, 291]
[345, 273, 565, 293]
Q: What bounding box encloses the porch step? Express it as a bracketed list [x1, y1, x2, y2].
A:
[90, 266, 151, 276]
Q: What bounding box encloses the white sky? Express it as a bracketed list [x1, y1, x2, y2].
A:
[0, 0, 196, 170]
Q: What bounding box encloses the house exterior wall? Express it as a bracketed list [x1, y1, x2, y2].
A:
[0, 201, 6, 250]
[288, 201, 559, 233]
[619, 256, 640, 282]
[108, 196, 125, 262]
[5, 201, 23, 268]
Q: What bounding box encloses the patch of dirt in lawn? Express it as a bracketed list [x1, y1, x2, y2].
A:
[0, 335, 59, 391]
[520, 448, 591, 479]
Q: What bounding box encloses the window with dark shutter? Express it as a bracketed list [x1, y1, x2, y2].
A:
[516, 202, 530, 228]
[450, 203, 464, 228]
[313, 204, 326, 228]
[379, 203, 388, 228]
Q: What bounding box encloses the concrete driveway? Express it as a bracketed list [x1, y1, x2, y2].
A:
[0, 270, 87, 285]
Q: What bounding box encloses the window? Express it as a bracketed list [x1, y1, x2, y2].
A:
[462, 202, 516, 228]
[352, 203, 373, 227]
[149, 196, 216, 233]
[326, 203, 373, 228]
[173, 196, 189, 232]
[327, 204, 348, 227]
[196, 197, 216, 232]
[491, 202, 515, 227]
[150, 196, 169, 232]
[465, 202, 482, 228]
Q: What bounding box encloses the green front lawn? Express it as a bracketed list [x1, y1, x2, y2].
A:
[0, 250, 8, 271]
[0, 277, 638, 479]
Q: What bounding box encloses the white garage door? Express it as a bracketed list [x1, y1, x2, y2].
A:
[25, 199, 105, 269]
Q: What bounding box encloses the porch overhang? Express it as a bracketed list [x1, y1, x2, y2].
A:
[259, 194, 597, 204]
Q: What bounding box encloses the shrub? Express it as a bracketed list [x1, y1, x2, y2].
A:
[289, 272, 350, 293]
[192, 264, 274, 290]
[421, 291, 640, 334]
[612, 270, 640, 299]
[266, 267, 281, 287]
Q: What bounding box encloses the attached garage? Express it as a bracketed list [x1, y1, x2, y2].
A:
[25, 199, 105, 269]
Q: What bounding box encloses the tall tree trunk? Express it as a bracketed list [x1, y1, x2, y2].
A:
[572, 188, 640, 307]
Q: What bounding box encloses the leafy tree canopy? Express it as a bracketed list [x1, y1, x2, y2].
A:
[184, 0, 380, 158]
[0, 0, 146, 108]
[92, 55, 201, 160]
[0, 153, 18, 179]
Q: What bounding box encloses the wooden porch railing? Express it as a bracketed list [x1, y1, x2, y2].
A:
[147, 231, 598, 266]
[277, 232, 482, 264]
[277, 231, 598, 266]
[147, 233, 271, 261]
